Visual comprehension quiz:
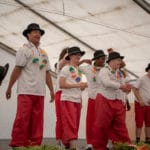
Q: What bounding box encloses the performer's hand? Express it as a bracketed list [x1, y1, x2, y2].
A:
[147, 101, 150, 105]
[126, 84, 132, 93]
[6, 88, 11, 100]
[126, 99, 131, 111]
[139, 99, 145, 107]
[49, 91, 54, 103]
[80, 82, 88, 91]
[120, 84, 131, 93]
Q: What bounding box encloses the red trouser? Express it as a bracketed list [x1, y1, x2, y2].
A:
[135, 101, 150, 128]
[60, 101, 81, 147]
[10, 94, 44, 147]
[54, 91, 62, 140]
[92, 94, 131, 150]
[86, 98, 95, 144]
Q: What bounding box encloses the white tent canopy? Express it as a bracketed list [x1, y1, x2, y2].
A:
[0, 0, 150, 77]
[0, 0, 150, 141]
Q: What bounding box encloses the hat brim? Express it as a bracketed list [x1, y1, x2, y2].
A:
[23, 29, 45, 37]
[65, 51, 85, 60]
[0, 63, 9, 83]
[106, 56, 124, 63]
[92, 54, 106, 61]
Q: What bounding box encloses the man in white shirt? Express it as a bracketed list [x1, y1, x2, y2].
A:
[6, 23, 54, 148]
[79, 50, 106, 150]
[92, 51, 131, 150]
[132, 63, 150, 144]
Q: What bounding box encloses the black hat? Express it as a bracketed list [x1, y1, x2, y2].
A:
[106, 51, 124, 63]
[0, 63, 9, 85]
[92, 50, 106, 61]
[145, 63, 150, 72]
[65, 47, 85, 60]
[23, 23, 45, 37]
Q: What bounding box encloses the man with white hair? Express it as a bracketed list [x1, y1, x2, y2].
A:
[92, 51, 131, 150]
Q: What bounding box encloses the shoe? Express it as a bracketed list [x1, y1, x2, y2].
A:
[86, 147, 92, 150]
[136, 137, 140, 144]
[145, 141, 150, 144]
[65, 146, 70, 150]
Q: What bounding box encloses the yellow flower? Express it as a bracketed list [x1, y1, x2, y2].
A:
[40, 49, 46, 55]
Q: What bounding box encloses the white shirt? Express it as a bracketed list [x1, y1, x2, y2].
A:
[79, 64, 101, 99]
[134, 75, 150, 106]
[59, 65, 82, 103]
[97, 66, 125, 100]
[16, 42, 51, 96]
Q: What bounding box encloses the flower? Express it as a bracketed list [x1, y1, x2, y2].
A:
[42, 59, 48, 64]
[40, 49, 46, 55]
[39, 64, 44, 69]
[75, 77, 81, 83]
[32, 58, 39, 63]
[69, 66, 82, 83]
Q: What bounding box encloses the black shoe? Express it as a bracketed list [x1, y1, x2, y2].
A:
[136, 137, 140, 144]
[86, 147, 92, 150]
[145, 137, 150, 144]
[65, 146, 70, 150]
[145, 141, 150, 144]
[106, 148, 110, 150]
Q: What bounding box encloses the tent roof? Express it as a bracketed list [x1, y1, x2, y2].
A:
[0, 0, 150, 77]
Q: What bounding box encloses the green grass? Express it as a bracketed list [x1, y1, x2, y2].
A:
[112, 142, 150, 150]
[11, 145, 64, 150]
[113, 143, 136, 150]
[11, 143, 150, 150]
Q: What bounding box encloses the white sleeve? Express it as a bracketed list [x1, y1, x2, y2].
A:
[59, 66, 69, 78]
[99, 68, 120, 89]
[45, 54, 51, 71]
[16, 48, 29, 67]
[134, 78, 142, 89]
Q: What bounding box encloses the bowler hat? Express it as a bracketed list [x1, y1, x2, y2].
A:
[106, 51, 124, 63]
[65, 47, 85, 60]
[0, 63, 9, 85]
[145, 63, 150, 72]
[23, 23, 45, 37]
[92, 50, 106, 61]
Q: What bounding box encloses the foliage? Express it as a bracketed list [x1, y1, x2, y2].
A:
[12, 145, 64, 150]
[112, 142, 136, 150]
[112, 142, 150, 150]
